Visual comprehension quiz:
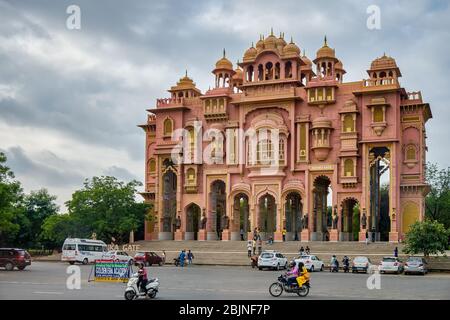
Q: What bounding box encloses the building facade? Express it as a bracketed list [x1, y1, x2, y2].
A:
[139, 32, 432, 242]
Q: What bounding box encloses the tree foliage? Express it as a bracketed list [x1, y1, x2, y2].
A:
[0, 152, 25, 246]
[403, 220, 449, 256]
[64, 176, 149, 244]
[425, 162, 450, 228]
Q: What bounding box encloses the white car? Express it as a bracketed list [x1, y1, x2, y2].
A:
[379, 257, 404, 274]
[295, 255, 324, 272]
[352, 256, 373, 273]
[103, 251, 133, 265]
[257, 251, 288, 270]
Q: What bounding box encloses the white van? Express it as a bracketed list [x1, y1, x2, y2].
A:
[61, 238, 107, 265]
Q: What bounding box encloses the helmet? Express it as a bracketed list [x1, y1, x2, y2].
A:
[289, 260, 296, 268]
[298, 262, 304, 268]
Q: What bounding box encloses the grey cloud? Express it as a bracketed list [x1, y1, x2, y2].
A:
[2, 146, 85, 188]
[103, 165, 138, 182]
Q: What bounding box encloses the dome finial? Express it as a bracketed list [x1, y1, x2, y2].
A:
[290, 36, 294, 44]
[270, 27, 274, 36]
[324, 35, 328, 46]
[223, 48, 226, 58]
[251, 41, 254, 47]
[185, 69, 188, 77]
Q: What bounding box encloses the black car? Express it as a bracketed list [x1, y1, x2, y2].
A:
[0, 248, 32, 271]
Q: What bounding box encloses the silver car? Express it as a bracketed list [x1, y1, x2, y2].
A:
[352, 256, 372, 273]
[379, 257, 404, 274]
[404, 257, 428, 275]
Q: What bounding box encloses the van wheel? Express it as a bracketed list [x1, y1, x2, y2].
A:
[69, 262, 75, 265]
[18, 266, 26, 271]
[5, 262, 14, 271]
[158, 261, 163, 266]
[310, 266, 314, 272]
[320, 265, 324, 272]
[82, 258, 88, 265]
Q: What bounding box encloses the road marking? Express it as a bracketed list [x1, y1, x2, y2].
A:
[33, 291, 63, 295]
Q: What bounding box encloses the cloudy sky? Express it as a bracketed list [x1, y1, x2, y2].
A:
[0, 0, 449, 209]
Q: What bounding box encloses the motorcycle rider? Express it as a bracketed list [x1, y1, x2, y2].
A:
[330, 254, 339, 271]
[296, 262, 310, 287]
[285, 260, 299, 287]
[342, 255, 350, 271]
[136, 262, 148, 293]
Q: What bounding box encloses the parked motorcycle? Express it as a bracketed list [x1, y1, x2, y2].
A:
[173, 257, 180, 266]
[343, 262, 350, 273]
[269, 274, 310, 297]
[124, 273, 159, 300]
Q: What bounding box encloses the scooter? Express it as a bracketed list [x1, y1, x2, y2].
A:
[124, 273, 159, 300]
[343, 262, 350, 273]
[330, 261, 339, 272]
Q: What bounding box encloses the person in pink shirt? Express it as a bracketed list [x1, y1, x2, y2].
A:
[285, 261, 299, 287]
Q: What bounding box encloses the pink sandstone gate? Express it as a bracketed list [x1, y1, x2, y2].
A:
[139, 31, 432, 242]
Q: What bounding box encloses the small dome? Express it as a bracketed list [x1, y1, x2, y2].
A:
[335, 59, 344, 70]
[243, 45, 257, 61]
[316, 36, 336, 59]
[301, 54, 313, 67]
[232, 66, 243, 80]
[215, 49, 233, 70]
[276, 33, 287, 47]
[264, 34, 277, 50]
[370, 54, 398, 70]
[283, 38, 301, 56]
[256, 36, 265, 51]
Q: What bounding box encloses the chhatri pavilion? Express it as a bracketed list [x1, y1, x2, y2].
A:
[139, 31, 432, 243]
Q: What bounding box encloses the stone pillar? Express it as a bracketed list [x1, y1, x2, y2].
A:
[274, 204, 283, 242]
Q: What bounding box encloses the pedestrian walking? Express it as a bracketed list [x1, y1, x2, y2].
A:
[162, 250, 166, 265]
[179, 250, 186, 267]
[299, 246, 305, 256]
[187, 250, 194, 265]
[252, 239, 256, 255]
[305, 246, 310, 255]
[247, 240, 252, 257]
[282, 228, 287, 242]
[240, 228, 244, 241]
[394, 246, 398, 257]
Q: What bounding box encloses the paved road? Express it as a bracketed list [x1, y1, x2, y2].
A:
[0, 262, 449, 300]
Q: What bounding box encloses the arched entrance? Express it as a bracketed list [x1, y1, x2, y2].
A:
[209, 180, 226, 240]
[340, 198, 359, 241]
[185, 203, 201, 240]
[258, 194, 276, 240]
[284, 192, 302, 241]
[161, 169, 177, 240]
[369, 147, 391, 241]
[233, 193, 249, 241]
[312, 176, 331, 241]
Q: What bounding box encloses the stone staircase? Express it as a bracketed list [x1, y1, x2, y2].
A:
[134, 240, 405, 267]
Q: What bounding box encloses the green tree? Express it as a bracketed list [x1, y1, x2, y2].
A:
[425, 162, 450, 228]
[0, 152, 25, 246]
[65, 176, 149, 244]
[39, 214, 75, 249]
[16, 189, 59, 248]
[403, 220, 449, 257]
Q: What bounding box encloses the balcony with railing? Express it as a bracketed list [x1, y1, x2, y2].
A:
[156, 97, 185, 108]
[403, 91, 423, 104]
[362, 77, 400, 88]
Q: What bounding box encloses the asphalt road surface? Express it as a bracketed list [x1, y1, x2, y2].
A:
[0, 262, 449, 300]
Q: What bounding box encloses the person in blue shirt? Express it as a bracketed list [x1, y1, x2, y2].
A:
[179, 250, 186, 267]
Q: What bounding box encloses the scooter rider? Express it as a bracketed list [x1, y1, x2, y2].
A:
[285, 260, 299, 287]
[342, 256, 350, 268]
[136, 262, 148, 293]
[330, 255, 339, 271]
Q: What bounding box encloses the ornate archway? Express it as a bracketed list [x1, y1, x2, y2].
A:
[284, 192, 303, 241]
[257, 193, 276, 240]
[312, 175, 331, 241]
[209, 180, 226, 240]
[161, 169, 177, 238]
[185, 203, 201, 240]
[340, 198, 360, 241]
[232, 193, 250, 241]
